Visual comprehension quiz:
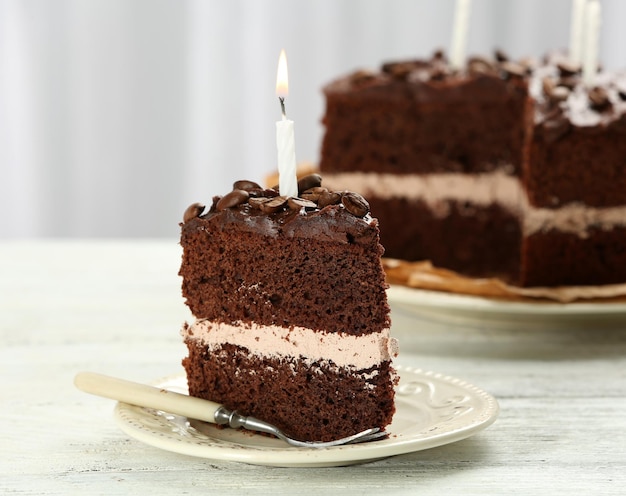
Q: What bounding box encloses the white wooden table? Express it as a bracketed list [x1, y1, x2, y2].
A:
[2, 240, 625, 495]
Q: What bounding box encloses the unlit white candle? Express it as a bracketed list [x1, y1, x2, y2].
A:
[275, 49, 298, 198]
[569, 0, 586, 65]
[583, 0, 601, 87]
[450, 0, 471, 70]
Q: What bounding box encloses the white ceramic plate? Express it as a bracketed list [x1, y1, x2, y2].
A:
[113, 366, 498, 467]
[387, 285, 626, 331]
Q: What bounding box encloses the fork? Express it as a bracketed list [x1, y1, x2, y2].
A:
[74, 372, 386, 448]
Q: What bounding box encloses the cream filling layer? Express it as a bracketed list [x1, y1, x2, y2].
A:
[322, 171, 626, 238]
[182, 320, 398, 371]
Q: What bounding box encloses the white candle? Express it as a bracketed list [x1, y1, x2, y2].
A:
[275, 49, 298, 198]
[583, 0, 601, 87]
[569, 0, 586, 65]
[449, 0, 472, 70]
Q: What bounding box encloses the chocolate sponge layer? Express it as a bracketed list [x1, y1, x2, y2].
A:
[180, 207, 389, 336]
[183, 341, 396, 443]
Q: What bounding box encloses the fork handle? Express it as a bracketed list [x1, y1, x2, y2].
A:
[74, 371, 221, 424]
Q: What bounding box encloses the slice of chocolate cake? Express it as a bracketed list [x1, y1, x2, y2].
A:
[524, 63, 626, 286]
[179, 175, 397, 443]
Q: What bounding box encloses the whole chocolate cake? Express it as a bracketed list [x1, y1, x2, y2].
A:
[319, 50, 626, 288]
[179, 175, 397, 443]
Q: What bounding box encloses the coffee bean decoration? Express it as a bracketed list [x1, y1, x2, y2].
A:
[549, 86, 571, 103]
[467, 56, 497, 75]
[318, 191, 342, 208]
[248, 197, 271, 210]
[557, 61, 581, 77]
[588, 86, 612, 111]
[430, 66, 449, 81]
[301, 186, 328, 203]
[517, 57, 537, 73]
[501, 61, 527, 79]
[341, 192, 370, 217]
[258, 188, 280, 199]
[382, 62, 415, 80]
[206, 178, 375, 221]
[233, 180, 262, 191]
[183, 202, 205, 222]
[288, 197, 317, 211]
[297, 174, 322, 194]
[259, 196, 288, 214]
[349, 70, 376, 86]
[216, 189, 249, 211]
[542, 77, 556, 96]
[558, 76, 578, 90]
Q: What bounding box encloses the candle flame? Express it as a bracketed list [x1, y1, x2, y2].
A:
[276, 49, 288, 98]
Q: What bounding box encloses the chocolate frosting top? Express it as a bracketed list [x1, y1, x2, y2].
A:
[181, 174, 379, 245]
[323, 48, 626, 141]
[532, 54, 626, 140]
[323, 49, 530, 104]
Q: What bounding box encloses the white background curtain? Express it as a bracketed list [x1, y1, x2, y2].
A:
[1, 0, 625, 238]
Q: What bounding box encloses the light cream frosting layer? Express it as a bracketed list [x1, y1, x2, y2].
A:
[182, 320, 398, 371]
[322, 171, 626, 238]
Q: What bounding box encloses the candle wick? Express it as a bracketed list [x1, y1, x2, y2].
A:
[279, 96, 287, 119]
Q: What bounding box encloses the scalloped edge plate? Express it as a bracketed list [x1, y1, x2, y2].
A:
[114, 366, 498, 467]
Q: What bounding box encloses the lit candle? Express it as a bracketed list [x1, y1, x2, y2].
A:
[569, 0, 586, 65]
[583, 0, 601, 87]
[449, 0, 472, 70]
[275, 49, 298, 198]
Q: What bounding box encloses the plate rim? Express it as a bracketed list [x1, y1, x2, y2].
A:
[387, 284, 626, 316]
[113, 366, 499, 467]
